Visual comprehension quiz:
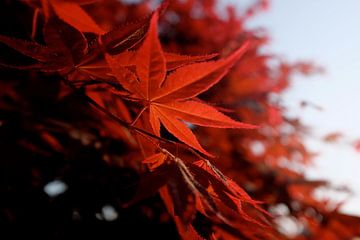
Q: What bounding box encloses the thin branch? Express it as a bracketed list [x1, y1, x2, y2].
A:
[160, 148, 231, 225]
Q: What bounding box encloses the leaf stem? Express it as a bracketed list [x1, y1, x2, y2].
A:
[31, 8, 39, 40]
[130, 105, 148, 126]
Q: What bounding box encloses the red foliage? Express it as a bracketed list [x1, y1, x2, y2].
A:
[0, 0, 359, 239]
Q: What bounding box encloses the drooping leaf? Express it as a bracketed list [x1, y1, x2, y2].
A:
[142, 152, 168, 171]
[0, 19, 87, 72]
[0, 35, 51, 62]
[49, 0, 105, 34]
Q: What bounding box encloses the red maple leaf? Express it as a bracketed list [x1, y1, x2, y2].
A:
[106, 11, 257, 156]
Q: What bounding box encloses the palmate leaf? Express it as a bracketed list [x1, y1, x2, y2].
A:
[1, 0, 170, 80]
[0, 16, 153, 78]
[0, 18, 88, 72]
[107, 11, 257, 156]
[0, 36, 52, 62]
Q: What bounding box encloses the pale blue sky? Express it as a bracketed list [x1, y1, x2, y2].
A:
[222, 0, 360, 215]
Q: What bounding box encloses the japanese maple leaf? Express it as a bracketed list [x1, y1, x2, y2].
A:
[0, 18, 91, 74]
[0, 16, 151, 79]
[23, 0, 104, 34]
[106, 11, 257, 156]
